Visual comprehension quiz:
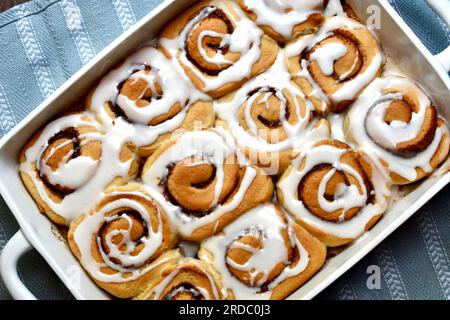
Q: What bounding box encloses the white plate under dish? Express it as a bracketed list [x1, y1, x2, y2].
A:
[1, 0, 450, 300]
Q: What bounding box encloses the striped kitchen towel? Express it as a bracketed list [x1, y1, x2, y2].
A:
[0, 0, 449, 300]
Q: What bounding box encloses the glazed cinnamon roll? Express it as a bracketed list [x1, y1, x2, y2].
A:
[345, 76, 450, 185]
[19, 113, 138, 225]
[237, 0, 326, 43]
[141, 129, 274, 242]
[87, 46, 214, 157]
[277, 139, 391, 247]
[135, 258, 225, 300]
[158, 0, 279, 98]
[285, 16, 384, 114]
[215, 53, 331, 174]
[68, 183, 179, 298]
[198, 204, 326, 300]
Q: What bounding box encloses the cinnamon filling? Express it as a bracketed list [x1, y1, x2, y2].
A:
[298, 141, 374, 222]
[98, 210, 148, 268]
[307, 32, 363, 83]
[185, 7, 238, 75]
[257, 115, 283, 129]
[294, 24, 380, 113]
[366, 96, 438, 157]
[121, 67, 163, 105]
[161, 156, 240, 217]
[239, 87, 298, 142]
[225, 222, 292, 288]
[112, 67, 184, 126]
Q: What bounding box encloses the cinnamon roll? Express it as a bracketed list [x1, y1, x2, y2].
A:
[237, 0, 326, 43]
[67, 183, 179, 298]
[158, 0, 279, 98]
[277, 139, 391, 247]
[19, 113, 138, 225]
[141, 129, 274, 242]
[135, 258, 224, 300]
[345, 76, 450, 185]
[285, 16, 384, 114]
[87, 46, 214, 157]
[215, 52, 331, 174]
[198, 204, 326, 300]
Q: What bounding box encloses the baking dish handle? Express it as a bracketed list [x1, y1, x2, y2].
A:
[0, 230, 37, 300]
[425, 0, 450, 72]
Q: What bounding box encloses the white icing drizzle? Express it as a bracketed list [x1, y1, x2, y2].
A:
[20, 113, 136, 223]
[285, 16, 383, 105]
[215, 51, 329, 153]
[72, 191, 167, 282]
[346, 76, 448, 181]
[243, 0, 322, 38]
[327, 113, 346, 141]
[159, 1, 264, 92]
[139, 259, 221, 300]
[309, 42, 347, 76]
[324, 0, 346, 16]
[198, 30, 233, 65]
[39, 140, 99, 190]
[141, 129, 257, 238]
[242, 0, 346, 39]
[278, 143, 390, 239]
[200, 204, 309, 300]
[89, 46, 208, 149]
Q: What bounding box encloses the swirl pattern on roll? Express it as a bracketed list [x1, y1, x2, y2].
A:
[68, 183, 179, 298]
[238, 0, 342, 43]
[87, 46, 214, 156]
[216, 51, 333, 174]
[159, 0, 279, 98]
[136, 258, 224, 300]
[141, 129, 274, 241]
[19, 113, 139, 225]
[285, 16, 383, 114]
[198, 204, 326, 299]
[277, 139, 390, 247]
[345, 76, 450, 185]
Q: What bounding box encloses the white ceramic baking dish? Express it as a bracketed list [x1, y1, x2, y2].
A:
[0, 0, 449, 300]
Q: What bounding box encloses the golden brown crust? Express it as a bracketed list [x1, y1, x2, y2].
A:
[19, 114, 138, 226]
[277, 140, 388, 247]
[342, 77, 450, 185]
[142, 132, 274, 242]
[87, 77, 214, 158]
[159, 0, 279, 98]
[67, 183, 179, 298]
[135, 258, 225, 300]
[389, 118, 450, 185]
[198, 205, 326, 300]
[270, 222, 326, 300]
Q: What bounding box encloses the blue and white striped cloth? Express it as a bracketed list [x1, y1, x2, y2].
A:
[0, 0, 449, 300]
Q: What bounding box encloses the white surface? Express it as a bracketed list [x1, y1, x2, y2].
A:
[0, 231, 36, 300]
[1, 0, 450, 300]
